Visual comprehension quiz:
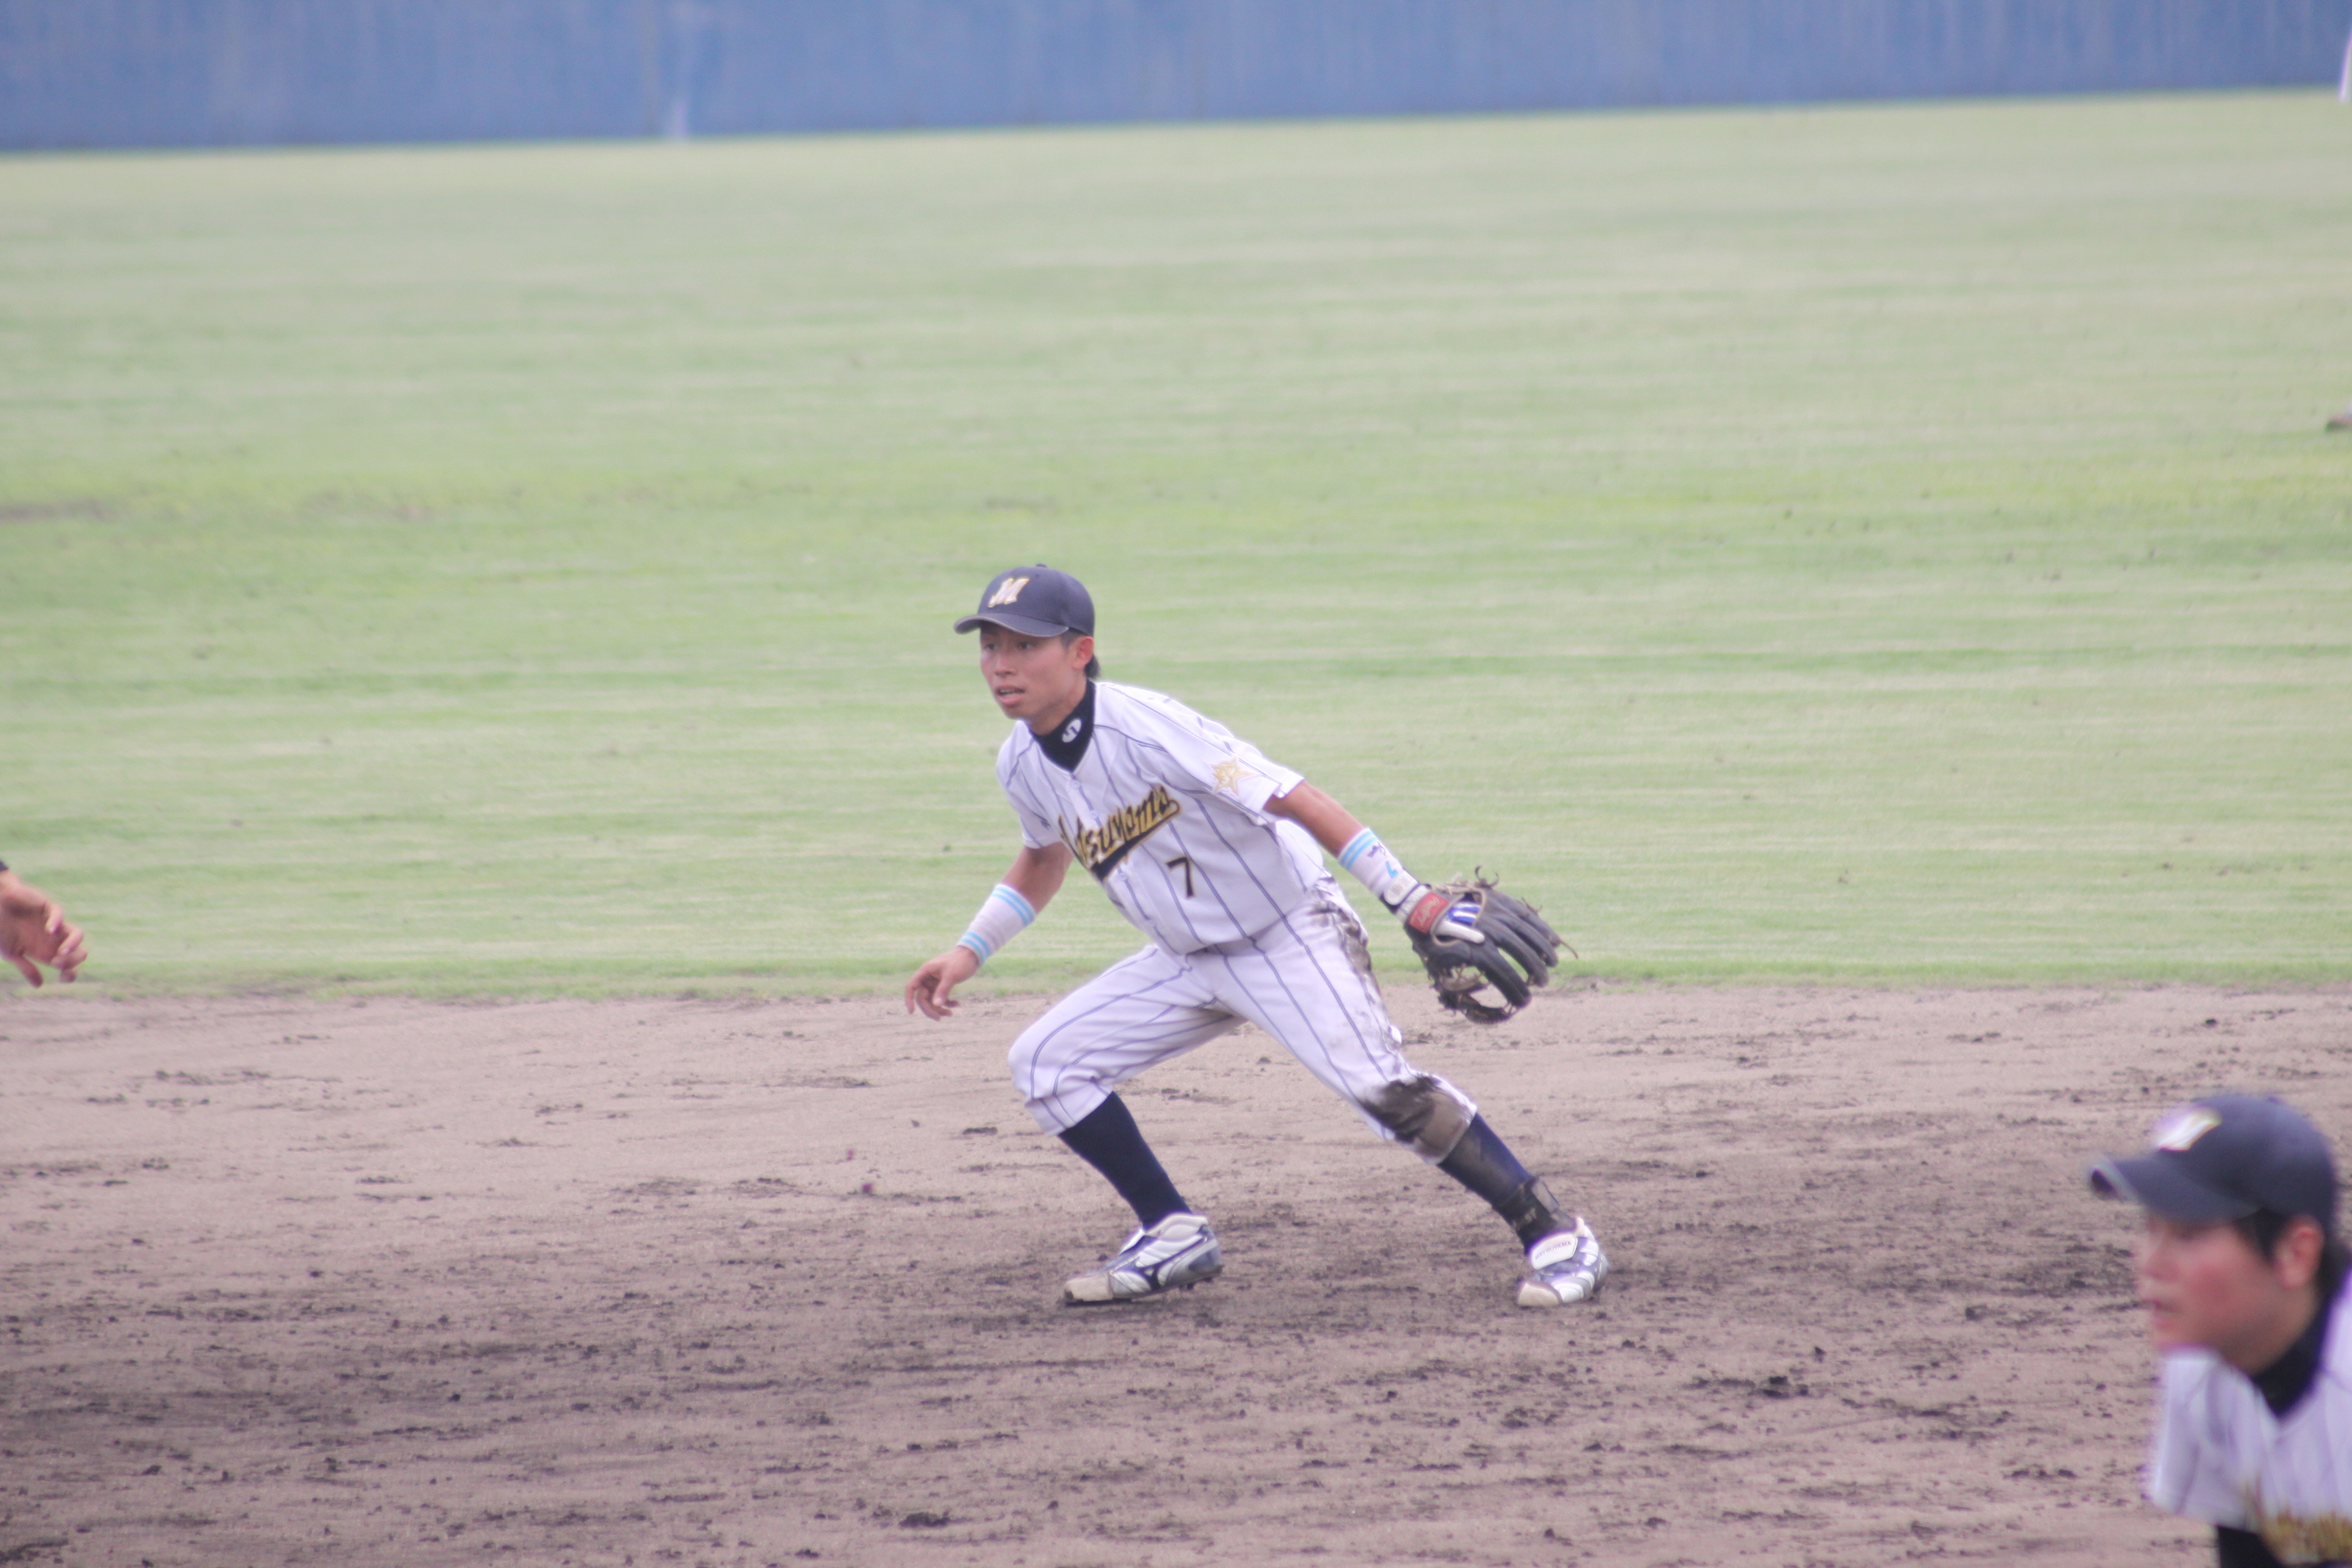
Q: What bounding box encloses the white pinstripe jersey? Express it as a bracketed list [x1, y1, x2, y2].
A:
[2147, 1281, 2352, 1565]
[997, 681, 1330, 954]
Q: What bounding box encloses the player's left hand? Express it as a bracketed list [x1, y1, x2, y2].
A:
[0, 870, 86, 987]
[905, 945, 981, 1020]
[1399, 877, 1563, 1024]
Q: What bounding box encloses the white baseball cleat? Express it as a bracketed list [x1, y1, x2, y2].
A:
[1516, 1217, 1608, 1307]
[1062, 1211, 1224, 1304]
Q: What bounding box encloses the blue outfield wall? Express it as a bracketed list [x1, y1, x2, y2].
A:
[4, 0, 2351, 151]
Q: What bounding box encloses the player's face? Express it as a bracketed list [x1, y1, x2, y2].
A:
[2134, 1215, 2293, 1366]
[977, 624, 1092, 730]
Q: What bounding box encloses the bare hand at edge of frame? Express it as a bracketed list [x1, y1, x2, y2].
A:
[0, 869, 86, 987]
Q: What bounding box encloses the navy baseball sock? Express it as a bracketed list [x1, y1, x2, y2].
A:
[1058, 1094, 1190, 1229]
[1439, 1115, 1568, 1248]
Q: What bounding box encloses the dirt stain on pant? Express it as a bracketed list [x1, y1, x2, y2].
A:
[1364, 1073, 1472, 1161]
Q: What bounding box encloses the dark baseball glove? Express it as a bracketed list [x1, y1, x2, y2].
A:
[1399, 877, 1565, 1023]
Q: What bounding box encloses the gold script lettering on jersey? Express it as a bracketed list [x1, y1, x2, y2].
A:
[1060, 785, 1182, 879]
[986, 576, 1032, 608]
[2246, 1497, 2352, 1565]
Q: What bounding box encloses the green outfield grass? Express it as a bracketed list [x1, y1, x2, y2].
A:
[1, 91, 2347, 994]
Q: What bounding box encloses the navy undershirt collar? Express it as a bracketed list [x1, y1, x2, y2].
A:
[1034, 682, 1095, 773]
[2251, 1270, 2339, 1418]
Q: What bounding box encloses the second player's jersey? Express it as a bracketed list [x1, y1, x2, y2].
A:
[997, 681, 1330, 953]
[2146, 1279, 2352, 1565]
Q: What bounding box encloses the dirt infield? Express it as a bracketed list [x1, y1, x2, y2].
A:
[4, 984, 2346, 1567]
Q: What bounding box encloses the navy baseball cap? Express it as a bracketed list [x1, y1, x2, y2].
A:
[2090, 1094, 2340, 1235]
[953, 566, 1094, 638]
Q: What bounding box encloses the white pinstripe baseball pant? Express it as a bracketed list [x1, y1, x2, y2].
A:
[1009, 893, 1478, 1157]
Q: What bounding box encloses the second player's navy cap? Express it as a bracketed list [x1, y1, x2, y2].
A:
[2089, 1094, 2340, 1235]
[953, 565, 1094, 638]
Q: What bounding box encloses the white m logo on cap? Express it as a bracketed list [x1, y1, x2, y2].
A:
[986, 576, 1032, 608]
[2151, 1106, 2222, 1152]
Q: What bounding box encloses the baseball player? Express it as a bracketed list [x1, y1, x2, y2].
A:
[2091, 1094, 2352, 1567]
[0, 859, 86, 987]
[904, 565, 1607, 1308]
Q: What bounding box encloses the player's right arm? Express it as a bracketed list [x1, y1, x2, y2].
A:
[904, 842, 1071, 1020]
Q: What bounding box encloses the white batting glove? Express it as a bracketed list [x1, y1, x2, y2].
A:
[1390, 882, 1488, 945]
[1337, 831, 1484, 945]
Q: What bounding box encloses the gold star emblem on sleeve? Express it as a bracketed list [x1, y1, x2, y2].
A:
[1212, 757, 1254, 793]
